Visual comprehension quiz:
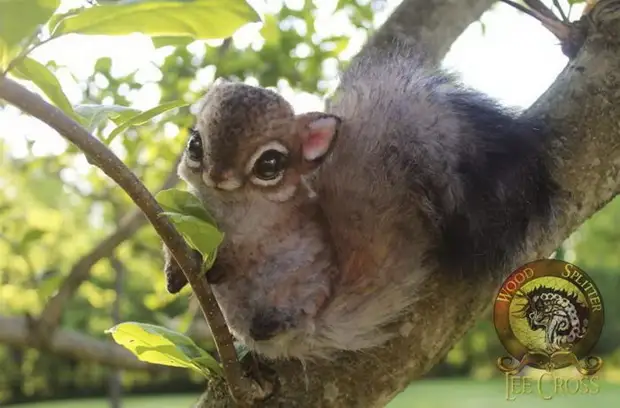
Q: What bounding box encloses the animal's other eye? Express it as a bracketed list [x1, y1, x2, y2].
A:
[187, 128, 203, 161]
[253, 149, 288, 181]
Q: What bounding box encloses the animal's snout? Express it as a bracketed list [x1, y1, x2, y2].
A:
[249, 310, 286, 341]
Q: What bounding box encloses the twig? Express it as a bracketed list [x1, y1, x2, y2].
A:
[523, 0, 561, 21]
[500, 0, 572, 45]
[553, 0, 569, 22]
[0, 76, 254, 404]
[38, 153, 182, 330]
[500, 0, 545, 20]
[2, 34, 58, 77]
[1, 27, 42, 76]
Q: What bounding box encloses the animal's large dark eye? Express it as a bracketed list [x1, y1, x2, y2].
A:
[252, 149, 288, 181]
[187, 129, 203, 161]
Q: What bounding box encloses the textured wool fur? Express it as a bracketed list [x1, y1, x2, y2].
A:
[163, 41, 558, 360]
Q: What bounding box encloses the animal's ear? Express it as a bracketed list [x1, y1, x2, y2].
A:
[295, 112, 341, 173]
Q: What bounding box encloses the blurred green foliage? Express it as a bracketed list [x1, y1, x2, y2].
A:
[433, 197, 620, 381]
[0, 0, 618, 405]
[0, 0, 379, 403]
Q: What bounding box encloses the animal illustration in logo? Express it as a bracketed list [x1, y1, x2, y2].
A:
[512, 286, 589, 353]
[493, 259, 604, 375]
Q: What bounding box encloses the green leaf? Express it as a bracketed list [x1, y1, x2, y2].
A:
[259, 14, 280, 45]
[105, 100, 189, 143]
[46, 7, 81, 36]
[0, 0, 60, 68]
[19, 228, 47, 255]
[324, 35, 349, 56]
[54, 0, 261, 40]
[151, 36, 194, 49]
[21, 228, 46, 249]
[0, 35, 9, 70]
[156, 188, 217, 226]
[74, 104, 141, 133]
[106, 322, 223, 377]
[11, 56, 78, 121]
[160, 213, 224, 266]
[94, 56, 112, 73]
[37, 271, 65, 300]
[156, 189, 224, 268]
[0, 203, 12, 215]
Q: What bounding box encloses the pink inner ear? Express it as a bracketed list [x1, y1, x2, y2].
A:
[302, 117, 338, 161]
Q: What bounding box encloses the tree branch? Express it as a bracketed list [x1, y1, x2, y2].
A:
[0, 315, 157, 371]
[0, 78, 256, 404]
[194, 0, 620, 406]
[352, 0, 496, 66]
[499, 0, 575, 56]
[37, 153, 182, 331]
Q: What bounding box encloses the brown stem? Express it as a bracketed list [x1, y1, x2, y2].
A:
[0, 76, 255, 404]
[38, 153, 181, 331]
[523, 0, 561, 21]
[553, 0, 569, 22]
[500, 0, 575, 57]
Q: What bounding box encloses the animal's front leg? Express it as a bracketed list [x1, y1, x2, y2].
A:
[162, 244, 202, 293]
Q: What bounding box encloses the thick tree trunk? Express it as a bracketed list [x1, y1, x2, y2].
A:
[195, 0, 620, 407]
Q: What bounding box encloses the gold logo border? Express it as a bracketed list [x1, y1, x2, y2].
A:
[493, 259, 605, 373]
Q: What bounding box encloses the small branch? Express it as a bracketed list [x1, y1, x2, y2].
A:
[553, 0, 569, 22]
[38, 153, 182, 331]
[500, 0, 576, 57]
[2, 32, 58, 76]
[523, 0, 560, 20]
[0, 76, 255, 404]
[500, 0, 547, 21]
[1, 28, 42, 76]
[0, 314, 158, 371]
[352, 0, 497, 66]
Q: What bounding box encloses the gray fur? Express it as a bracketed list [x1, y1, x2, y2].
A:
[164, 41, 556, 360]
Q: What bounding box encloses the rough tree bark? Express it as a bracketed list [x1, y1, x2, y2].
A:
[195, 0, 620, 407]
[355, 0, 495, 65]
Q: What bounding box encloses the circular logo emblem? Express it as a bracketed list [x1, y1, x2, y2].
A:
[494, 259, 604, 374]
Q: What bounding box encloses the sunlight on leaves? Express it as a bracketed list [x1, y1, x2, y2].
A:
[0, 0, 60, 69]
[156, 188, 218, 226]
[74, 104, 141, 133]
[105, 100, 189, 144]
[54, 0, 261, 40]
[161, 213, 224, 267]
[156, 189, 224, 270]
[11, 56, 79, 120]
[106, 321, 223, 377]
[19, 228, 47, 253]
[259, 14, 281, 45]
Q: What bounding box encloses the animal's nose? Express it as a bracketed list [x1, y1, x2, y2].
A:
[249, 311, 284, 341]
